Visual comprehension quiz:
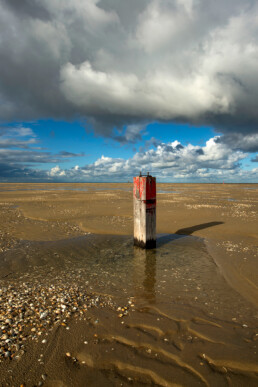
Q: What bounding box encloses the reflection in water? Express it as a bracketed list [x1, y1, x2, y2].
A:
[143, 250, 156, 303]
[133, 247, 156, 303]
[157, 190, 181, 194]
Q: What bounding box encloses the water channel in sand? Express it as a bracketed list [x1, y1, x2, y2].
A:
[0, 233, 257, 386]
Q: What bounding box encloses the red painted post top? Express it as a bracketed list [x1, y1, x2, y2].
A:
[133, 175, 156, 201]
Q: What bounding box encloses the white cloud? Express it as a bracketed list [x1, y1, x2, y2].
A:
[44, 135, 256, 182]
[48, 165, 66, 177]
[60, 59, 229, 123]
[1, 131, 256, 182]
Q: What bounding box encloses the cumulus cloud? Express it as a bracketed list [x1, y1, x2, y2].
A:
[1, 133, 256, 182]
[39, 136, 254, 182]
[0, 0, 258, 138]
[48, 166, 66, 177]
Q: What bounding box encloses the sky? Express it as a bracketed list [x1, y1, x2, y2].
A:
[0, 0, 258, 183]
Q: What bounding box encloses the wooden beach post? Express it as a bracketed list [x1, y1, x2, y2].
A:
[133, 173, 156, 249]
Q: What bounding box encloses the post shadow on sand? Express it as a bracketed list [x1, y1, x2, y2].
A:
[157, 221, 224, 247]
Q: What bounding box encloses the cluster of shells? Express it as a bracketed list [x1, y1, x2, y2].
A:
[0, 281, 114, 361]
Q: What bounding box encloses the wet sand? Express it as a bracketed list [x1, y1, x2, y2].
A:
[0, 183, 257, 386]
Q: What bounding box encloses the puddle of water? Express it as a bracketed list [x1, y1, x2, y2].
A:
[0, 234, 257, 386]
[92, 187, 132, 192]
[158, 190, 181, 194]
[0, 186, 184, 194]
[0, 187, 134, 193]
[0, 187, 89, 192]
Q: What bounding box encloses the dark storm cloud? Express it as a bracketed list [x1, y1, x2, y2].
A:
[251, 155, 258, 162]
[0, 0, 258, 138]
[215, 133, 258, 152]
[2, 0, 51, 20]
